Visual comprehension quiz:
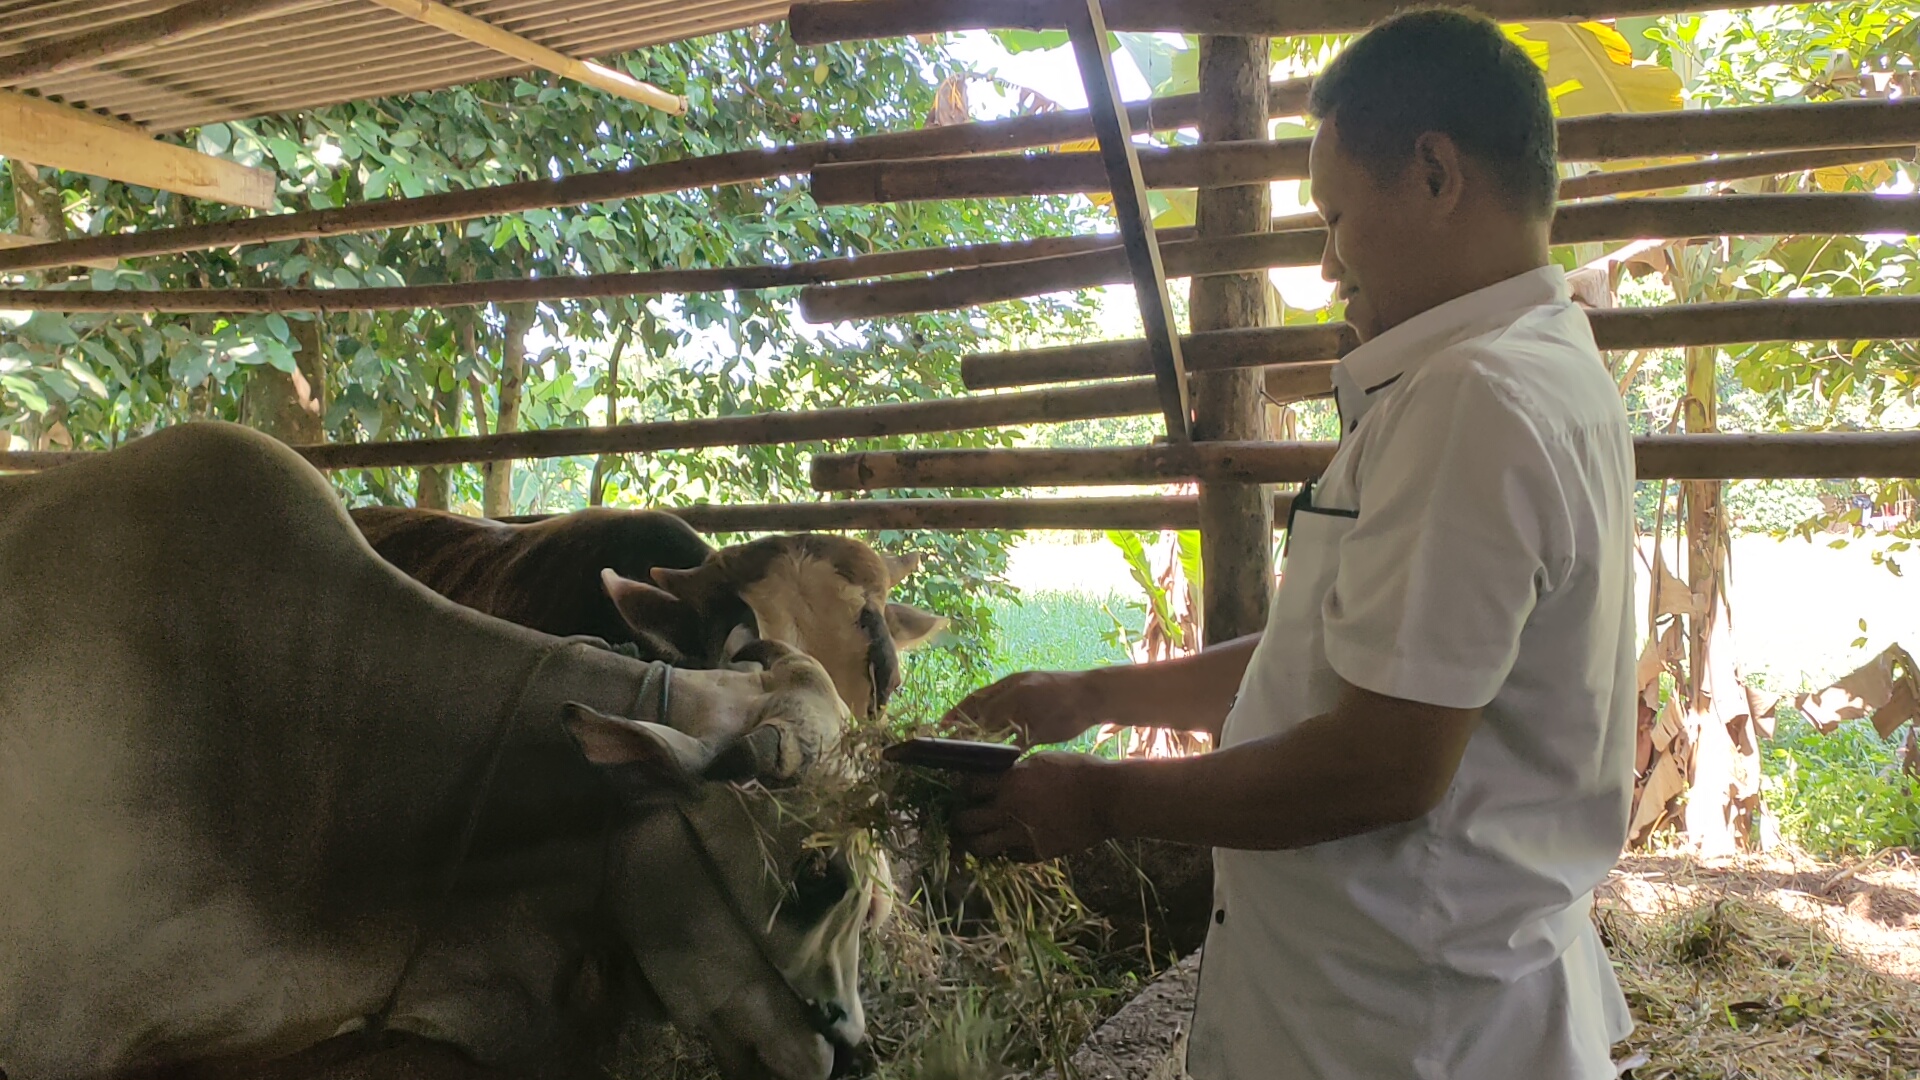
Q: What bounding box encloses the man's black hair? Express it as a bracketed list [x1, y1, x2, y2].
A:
[1308, 7, 1558, 217]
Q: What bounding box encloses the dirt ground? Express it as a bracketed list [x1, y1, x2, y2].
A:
[1046, 849, 1920, 1080]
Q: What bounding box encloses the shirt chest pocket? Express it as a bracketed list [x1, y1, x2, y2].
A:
[1221, 493, 1360, 746]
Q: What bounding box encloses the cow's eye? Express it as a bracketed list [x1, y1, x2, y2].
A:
[785, 850, 852, 922]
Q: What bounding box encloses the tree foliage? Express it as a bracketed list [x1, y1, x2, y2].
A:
[0, 25, 1104, 688]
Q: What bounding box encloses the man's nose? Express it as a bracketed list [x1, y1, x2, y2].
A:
[1320, 239, 1342, 285]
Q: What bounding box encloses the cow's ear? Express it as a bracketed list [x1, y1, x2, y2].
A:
[602, 569, 697, 658]
[647, 561, 731, 609]
[881, 552, 921, 589]
[563, 702, 710, 789]
[884, 603, 949, 651]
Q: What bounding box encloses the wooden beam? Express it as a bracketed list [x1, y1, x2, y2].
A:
[0, 232, 1120, 312]
[0, 0, 316, 84]
[811, 99, 1920, 205]
[799, 194, 1920, 320]
[503, 491, 1301, 532]
[962, 295, 1920, 389]
[811, 140, 1310, 205]
[362, 0, 685, 115]
[0, 78, 1312, 273]
[0, 380, 1157, 474]
[787, 0, 1784, 42]
[1066, 0, 1189, 441]
[809, 432, 1920, 492]
[0, 233, 114, 272]
[1560, 146, 1918, 201]
[20, 193, 1916, 316]
[0, 91, 275, 210]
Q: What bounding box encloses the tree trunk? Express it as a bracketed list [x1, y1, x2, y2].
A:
[417, 377, 463, 510]
[587, 324, 632, 507]
[481, 304, 531, 517]
[1189, 35, 1275, 645]
[241, 317, 327, 445]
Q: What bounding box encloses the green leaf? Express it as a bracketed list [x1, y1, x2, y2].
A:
[989, 29, 1071, 53]
[196, 122, 233, 155]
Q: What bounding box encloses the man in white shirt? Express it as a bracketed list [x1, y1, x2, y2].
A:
[947, 9, 1639, 1078]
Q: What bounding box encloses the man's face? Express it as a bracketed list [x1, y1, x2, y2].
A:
[1308, 117, 1430, 343]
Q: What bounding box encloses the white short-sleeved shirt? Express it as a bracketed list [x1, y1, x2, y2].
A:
[1185, 266, 1639, 1080]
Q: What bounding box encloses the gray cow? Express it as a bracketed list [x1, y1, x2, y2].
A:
[0, 423, 886, 1080]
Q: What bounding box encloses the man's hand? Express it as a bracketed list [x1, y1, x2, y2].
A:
[951, 751, 1115, 862]
[942, 670, 1101, 748]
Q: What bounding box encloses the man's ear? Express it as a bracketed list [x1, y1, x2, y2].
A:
[885, 603, 949, 651]
[563, 702, 713, 790]
[1412, 131, 1464, 207]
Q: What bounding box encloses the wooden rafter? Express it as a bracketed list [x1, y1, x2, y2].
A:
[0, 91, 276, 210]
[361, 0, 686, 115]
[1067, 0, 1190, 442]
[0, 0, 318, 84]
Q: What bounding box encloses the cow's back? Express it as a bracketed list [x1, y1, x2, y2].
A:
[352, 506, 720, 652]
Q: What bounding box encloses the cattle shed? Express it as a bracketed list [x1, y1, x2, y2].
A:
[3, 0, 1920, 646]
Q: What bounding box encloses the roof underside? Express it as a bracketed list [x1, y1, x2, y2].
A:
[0, 0, 789, 132]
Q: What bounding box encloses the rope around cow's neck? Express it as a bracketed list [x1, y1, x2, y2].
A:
[359, 641, 672, 1040]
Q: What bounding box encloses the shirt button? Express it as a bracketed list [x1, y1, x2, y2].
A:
[1214, 908, 1227, 925]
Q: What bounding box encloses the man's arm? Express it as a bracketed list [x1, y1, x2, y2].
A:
[943, 633, 1260, 746]
[955, 677, 1480, 859]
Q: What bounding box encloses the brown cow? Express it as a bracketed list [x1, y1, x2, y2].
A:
[351, 507, 947, 719]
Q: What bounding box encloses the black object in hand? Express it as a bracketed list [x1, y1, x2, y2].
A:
[882, 737, 1021, 774]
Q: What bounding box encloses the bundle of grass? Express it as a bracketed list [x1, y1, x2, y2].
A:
[1596, 860, 1920, 1078]
[748, 716, 1155, 1080]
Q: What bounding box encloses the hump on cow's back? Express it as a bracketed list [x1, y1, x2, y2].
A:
[76, 422, 346, 535]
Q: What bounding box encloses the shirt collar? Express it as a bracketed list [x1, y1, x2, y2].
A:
[1330, 265, 1572, 434]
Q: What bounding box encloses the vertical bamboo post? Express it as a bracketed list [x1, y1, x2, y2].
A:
[1191, 36, 1276, 644]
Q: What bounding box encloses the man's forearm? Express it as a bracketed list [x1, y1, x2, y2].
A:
[1086, 687, 1480, 850]
[1080, 633, 1260, 738]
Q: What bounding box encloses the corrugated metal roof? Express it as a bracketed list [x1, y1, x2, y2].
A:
[0, 0, 788, 131]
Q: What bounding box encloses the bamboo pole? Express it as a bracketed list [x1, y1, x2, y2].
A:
[0, 233, 1120, 313]
[808, 99, 1920, 204]
[363, 0, 686, 114]
[0, 380, 1158, 474]
[17, 193, 1918, 317]
[810, 432, 1920, 492]
[787, 0, 1786, 42]
[0, 79, 1311, 274]
[504, 491, 1301, 532]
[811, 140, 1310, 205]
[1560, 146, 1918, 201]
[800, 194, 1920, 321]
[962, 295, 1920, 389]
[0, 0, 316, 84]
[1065, 0, 1190, 441]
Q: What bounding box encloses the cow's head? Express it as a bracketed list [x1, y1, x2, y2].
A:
[565, 702, 892, 1080]
[600, 534, 947, 718]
